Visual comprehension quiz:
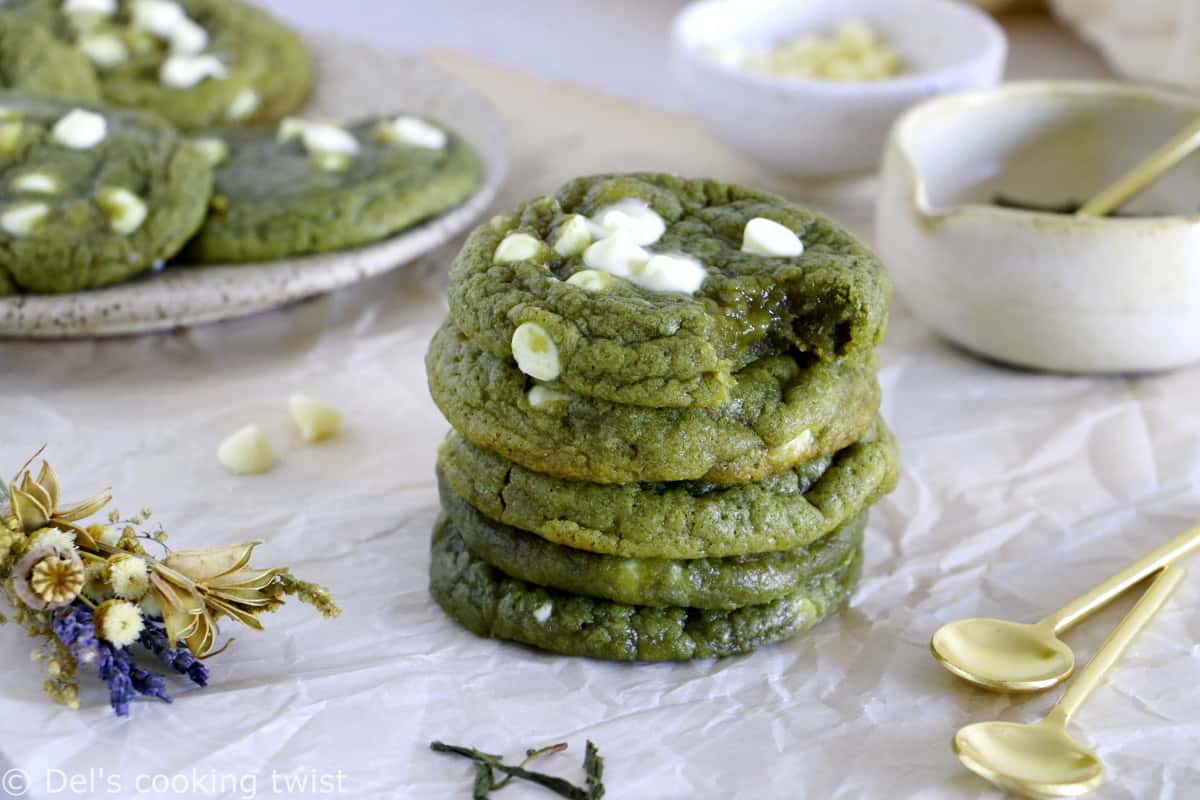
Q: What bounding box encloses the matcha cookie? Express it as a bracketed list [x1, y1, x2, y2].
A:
[0, 14, 101, 100]
[427, 323, 880, 484]
[442, 478, 867, 609]
[183, 114, 482, 262]
[438, 418, 897, 559]
[430, 515, 862, 661]
[447, 173, 890, 408]
[0, 91, 211, 294]
[4, 0, 311, 129]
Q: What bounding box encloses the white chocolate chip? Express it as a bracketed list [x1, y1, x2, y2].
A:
[159, 53, 227, 89]
[511, 322, 560, 381]
[589, 199, 666, 245]
[494, 232, 543, 263]
[95, 187, 147, 235]
[566, 269, 619, 292]
[532, 602, 553, 623]
[51, 109, 107, 149]
[226, 88, 261, 121]
[631, 253, 707, 295]
[742, 217, 804, 257]
[311, 151, 351, 172]
[190, 137, 228, 167]
[582, 230, 649, 277]
[774, 429, 815, 462]
[217, 425, 275, 475]
[77, 33, 129, 68]
[11, 172, 61, 195]
[1, 203, 50, 237]
[167, 17, 208, 54]
[63, 0, 116, 15]
[302, 123, 360, 157]
[130, 0, 186, 36]
[527, 385, 570, 410]
[375, 116, 447, 149]
[288, 394, 343, 442]
[277, 117, 308, 142]
[552, 214, 592, 257]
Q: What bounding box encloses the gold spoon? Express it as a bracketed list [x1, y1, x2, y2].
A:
[1077, 117, 1200, 217]
[931, 523, 1200, 692]
[954, 566, 1185, 800]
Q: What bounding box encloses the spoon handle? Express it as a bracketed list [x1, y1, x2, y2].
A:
[1077, 116, 1200, 217]
[1042, 522, 1200, 633]
[1046, 566, 1185, 728]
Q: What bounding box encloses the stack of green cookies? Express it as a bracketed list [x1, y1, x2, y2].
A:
[427, 173, 898, 661]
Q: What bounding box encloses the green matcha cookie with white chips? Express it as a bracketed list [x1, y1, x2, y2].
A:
[4, 0, 311, 129]
[447, 173, 890, 409]
[0, 14, 101, 100]
[441, 476, 868, 609]
[183, 113, 482, 262]
[429, 515, 862, 661]
[0, 91, 211, 294]
[426, 323, 880, 484]
[438, 417, 897, 559]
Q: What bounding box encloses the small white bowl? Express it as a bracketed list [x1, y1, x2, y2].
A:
[670, 0, 1006, 177]
[876, 81, 1200, 373]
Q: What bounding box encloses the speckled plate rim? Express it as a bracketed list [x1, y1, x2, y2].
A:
[0, 33, 509, 339]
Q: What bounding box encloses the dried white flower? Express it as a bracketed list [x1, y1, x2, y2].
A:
[93, 599, 145, 647]
[105, 553, 150, 600]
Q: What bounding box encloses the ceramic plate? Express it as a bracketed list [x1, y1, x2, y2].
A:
[0, 34, 508, 338]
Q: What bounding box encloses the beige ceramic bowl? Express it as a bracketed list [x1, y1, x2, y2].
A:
[876, 81, 1200, 373]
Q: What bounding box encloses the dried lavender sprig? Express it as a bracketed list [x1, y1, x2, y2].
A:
[139, 616, 209, 687]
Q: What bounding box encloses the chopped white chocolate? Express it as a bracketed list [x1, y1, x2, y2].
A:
[742, 217, 804, 257]
[311, 151, 351, 172]
[1, 203, 50, 237]
[631, 253, 707, 295]
[527, 385, 570, 410]
[494, 232, 543, 263]
[160, 53, 227, 89]
[130, 0, 186, 36]
[706, 18, 904, 82]
[190, 137, 228, 167]
[226, 88, 261, 121]
[511, 322, 560, 381]
[588, 199, 666, 245]
[552, 214, 592, 257]
[95, 187, 148, 235]
[64, 0, 117, 15]
[168, 17, 208, 54]
[288, 394, 343, 442]
[566, 269, 619, 292]
[217, 425, 275, 475]
[374, 116, 447, 149]
[12, 172, 61, 195]
[582, 230, 649, 277]
[77, 33, 129, 68]
[51, 109, 107, 149]
[532, 602, 553, 623]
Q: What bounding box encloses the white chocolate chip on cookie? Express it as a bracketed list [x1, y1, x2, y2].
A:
[1, 203, 50, 237]
[375, 116, 447, 149]
[589, 199, 666, 245]
[742, 217, 804, 257]
[552, 214, 592, 257]
[159, 53, 227, 89]
[494, 232, 543, 263]
[511, 322, 560, 381]
[95, 187, 148, 235]
[11, 172, 61, 195]
[51, 109, 107, 149]
[190, 137, 228, 167]
[632, 253, 707, 295]
[226, 88, 261, 121]
[582, 230, 649, 277]
[77, 33, 129, 68]
[527, 385, 570, 410]
[566, 269, 618, 291]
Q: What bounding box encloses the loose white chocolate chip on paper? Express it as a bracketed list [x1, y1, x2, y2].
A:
[1, 203, 50, 237]
[552, 214, 592, 257]
[217, 425, 275, 475]
[289, 394, 343, 442]
[742, 217, 804, 257]
[511, 322, 561, 381]
[12, 173, 61, 195]
[494, 232, 543, 263]
[375, 116, 447, 149]
[51, 109, 107, 149]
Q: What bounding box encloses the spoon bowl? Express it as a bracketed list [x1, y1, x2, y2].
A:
[954, 721, 1104, 799]
[932, 618, 1075, 692]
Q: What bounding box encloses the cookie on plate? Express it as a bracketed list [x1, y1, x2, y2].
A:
[441, 477, 868, 609]
[429, 514, 862, 661]
[4, 0, 311, 129]
[182, 113, 482, 262]
[437, 418, 897, 558]
[426, 322, 880, 484]
[0, 14, 101, 101]
[447, 173, 890, 408]
[0, 91, 212, 294]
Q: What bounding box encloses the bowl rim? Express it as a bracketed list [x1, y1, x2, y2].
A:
[670, 0, 1007, 96]
[889, 79, 1200, 226]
